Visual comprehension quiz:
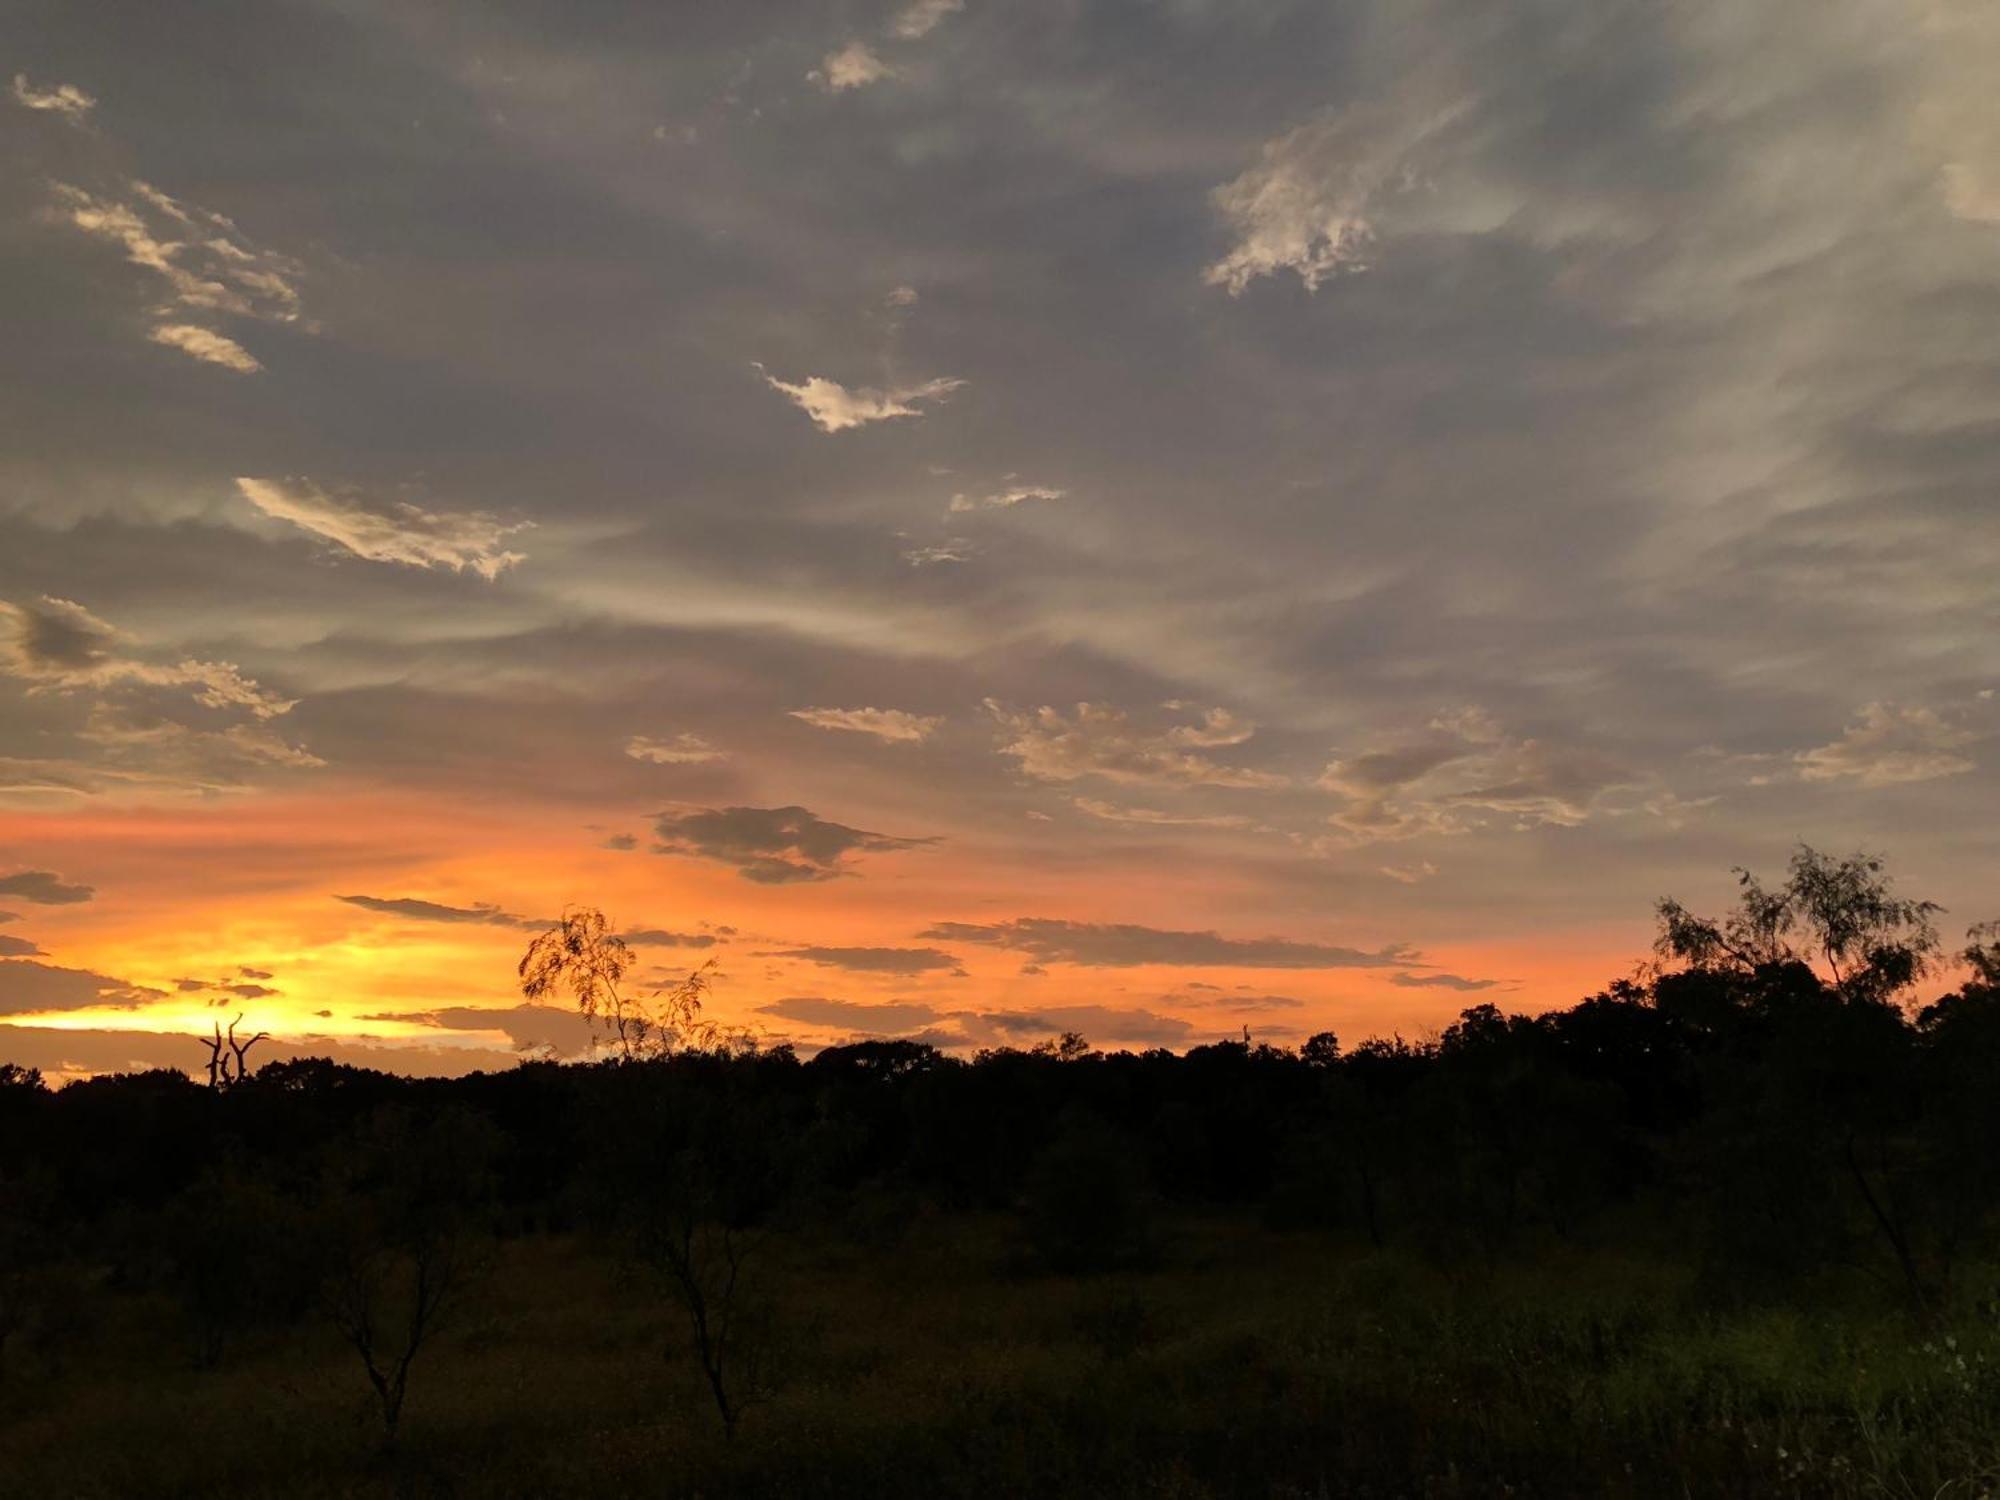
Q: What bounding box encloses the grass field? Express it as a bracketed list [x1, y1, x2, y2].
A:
[9, 1209, 2000, 1497]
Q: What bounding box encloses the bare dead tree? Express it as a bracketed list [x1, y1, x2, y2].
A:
[224, 1015, 268, 1086]
[196, 1015, 270, 1090]
[199, 1025, 226, 1091]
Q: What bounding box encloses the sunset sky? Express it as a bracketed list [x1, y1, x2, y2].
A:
[3, 0, 1997, 1079]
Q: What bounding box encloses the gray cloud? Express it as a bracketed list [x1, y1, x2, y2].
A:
[918, 918, 1414, 969]
[764, 945, 962, 974]
[0, 935, 43, 958]
[620, 927, 725, 950]
[1390, 971, 1501, 992]
[336, 894, 536, 928]
[756, 996, 944, 1031]
[652, 805, 935, 883]
[0, 959, 162, 1015]
[0, 871, 94, 905]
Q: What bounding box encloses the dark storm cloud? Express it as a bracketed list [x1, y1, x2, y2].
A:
[918, 919, 1415, 969]
[652, 806, 936, 883]
[0, 871, 94, 905]
[763, 945, 963, 974]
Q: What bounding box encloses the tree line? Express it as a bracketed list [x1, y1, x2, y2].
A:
[3, 846, 1998, 1440]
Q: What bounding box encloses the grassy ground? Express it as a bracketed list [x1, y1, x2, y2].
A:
[7, 1213, 2000, 1497]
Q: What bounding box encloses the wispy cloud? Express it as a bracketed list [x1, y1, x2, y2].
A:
[626, 732, 726, 764]
[892, 0, 964, 41]
[816, 41, 895, 92]
[1, 596, 296, 719]
[919, 917, 1413, 969]
[763, 945, 963, 974]
[1390, 970, 1499, 991]
[759, 368, 965, 432]
[235, 477, 528, 578]
[988, 701, 1284, 789]
[1794, 702, 1977, 787]
[1072, 797, 1251, 829]
[148, 323, 260, 372]
[11, 74, 96, 122]
[789, 706, 941, 743]
[949, 484, 1065, 513]
[1319, 709, 1633, 843]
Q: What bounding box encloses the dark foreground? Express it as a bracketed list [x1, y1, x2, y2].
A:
[7, 1215, 2000, 1498]
[7, 850, 2000, 1494]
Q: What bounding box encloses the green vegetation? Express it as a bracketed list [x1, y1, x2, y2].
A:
[5, 846, 2000, 1495]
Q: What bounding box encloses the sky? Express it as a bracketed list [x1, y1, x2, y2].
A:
[2, 0, 1997, 1080]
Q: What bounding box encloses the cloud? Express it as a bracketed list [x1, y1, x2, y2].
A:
[789, 706, 941, 743]
[892, 0, 963, 40]
[1206, 100, 1460, 294]
[1319, 709, 1633, 843]
[602, 833, 639, 851]
[11, 74, 96, 121]
[1794, 702, 1976, 787]
[147, 323, 260, 372]
[1380, 862, 1439, 885]
[917, 917, 1413, 969]
[0, 936, 43, 958]
[1164, 706, 1257, 748]
[336, 894, 537, 928]
[46, 178, 306, 366]
[1, 597, 295, 718]
[817, 42, 894, 92]
[619, 927, 723, 949]
[1390, 971, 1500, 992]
[987, 701, 1285, 789]
[759, 369, 965, 432]
[652, 804, 934, 883]
[0, 871, 95, 905]
[764, 945, 962, 974]
[1071, 797, 1251, 829]
[757, 996, 943, 1032]
[360, 1004, 597, 1056]
[235, 478, 528, 579]
[948, 484, 1066, 513]
[626, 732, 726, 764]
[901, 541, 973, 566]
[0, 959, 161, 1015]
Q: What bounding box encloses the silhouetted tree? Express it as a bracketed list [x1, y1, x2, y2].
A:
[314, 1107, 497, 1443]
[520, 906, 725, 1058]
